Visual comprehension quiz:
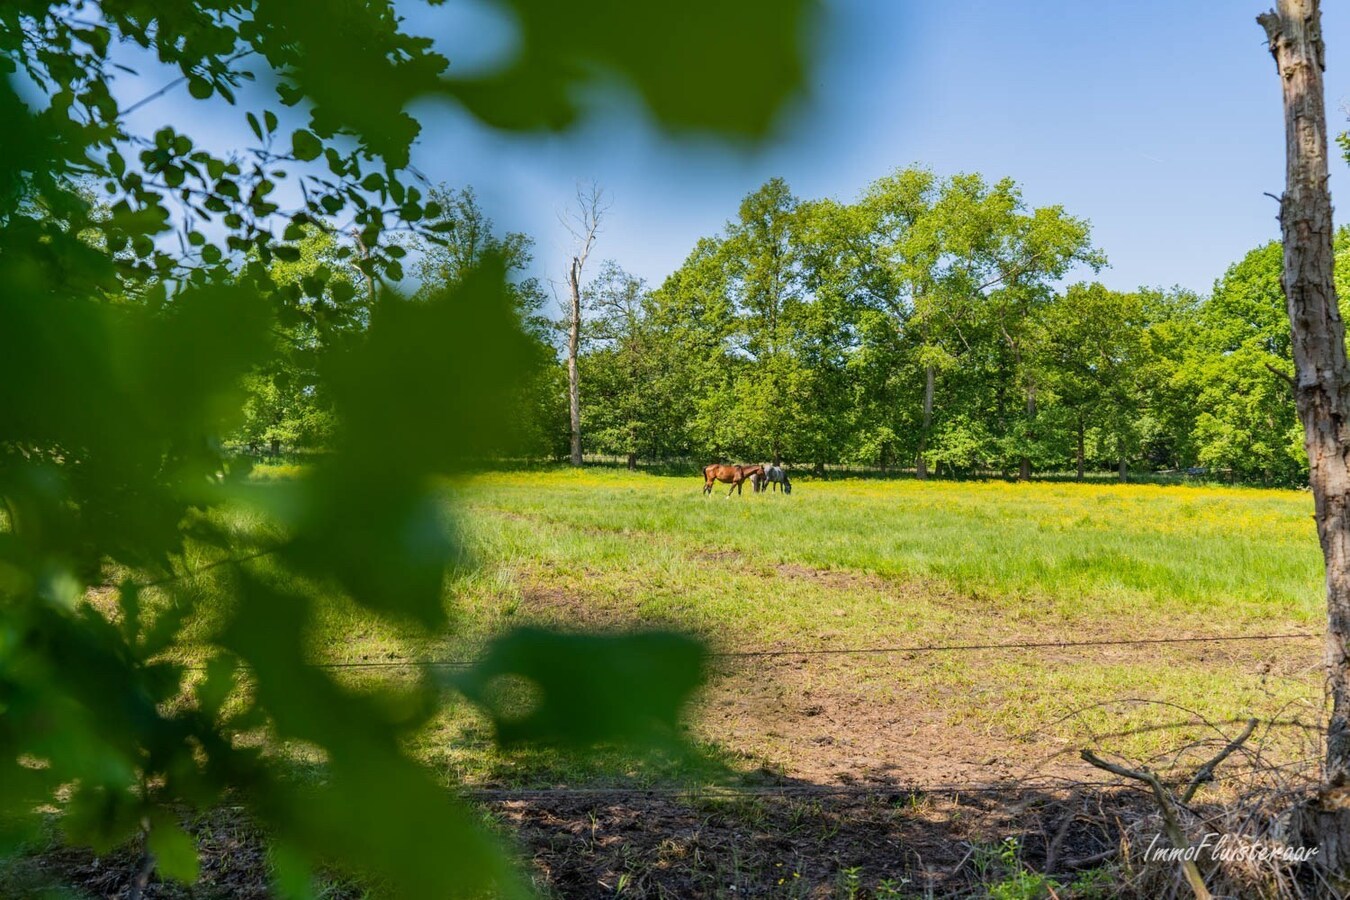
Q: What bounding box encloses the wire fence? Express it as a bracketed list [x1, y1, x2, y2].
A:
[296, 630, 1318, 671]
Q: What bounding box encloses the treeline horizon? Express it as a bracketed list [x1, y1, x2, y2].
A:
[239, 168, 1347, 488]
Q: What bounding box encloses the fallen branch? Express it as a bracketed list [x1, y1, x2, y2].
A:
[1081, 749, 1212, 900]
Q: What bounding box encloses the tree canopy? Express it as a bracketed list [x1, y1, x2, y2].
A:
[563, 169, 1334, 487]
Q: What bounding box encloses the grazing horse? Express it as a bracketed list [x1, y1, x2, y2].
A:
[702, 463, 765, 497]
[762, 464, 792, 494]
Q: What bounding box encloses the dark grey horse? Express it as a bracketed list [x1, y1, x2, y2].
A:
[761, 465, 792, 494]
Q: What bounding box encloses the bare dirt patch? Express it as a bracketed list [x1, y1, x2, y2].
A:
[699, 654, 1095, 789]
[773, 562, 884, 593]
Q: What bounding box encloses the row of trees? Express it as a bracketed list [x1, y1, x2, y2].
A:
[241, 169, 1347, 488]
[548, 171, 1346, 486]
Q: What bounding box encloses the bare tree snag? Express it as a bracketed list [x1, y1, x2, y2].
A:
[916, 362, 934, 479]
[566, 254, 585, 467]
[560, 183, 606, 467]
[1259, 0, 1350, 874]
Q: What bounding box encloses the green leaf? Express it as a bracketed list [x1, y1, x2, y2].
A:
[455, 627, 707, 747]
[148, 820, 200, 884]
[442, 0, 812, 137]
[223, 578, 527, 899]
[291, 129, 322, 161]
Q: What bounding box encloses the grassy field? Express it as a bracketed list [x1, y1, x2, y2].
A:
[229, 466, 1325, 792]
[44, 467, 1329, 898]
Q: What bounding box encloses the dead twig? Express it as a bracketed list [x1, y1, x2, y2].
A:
[1182, 718, 1259, 804]
[1081, 749, 1212, 900]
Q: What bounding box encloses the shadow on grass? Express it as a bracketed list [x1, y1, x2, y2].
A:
[2, 739, 1155, 900]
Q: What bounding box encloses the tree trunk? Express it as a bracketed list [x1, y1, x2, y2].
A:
[1261, 0, 1350, 873]
[1076, 421, 1085, 482]
[1118, 456, 1127, 483]
[567, 257, 583, 467]
[1019, 382, 1036, 482]
[916, 363, 935, 480]
[270, 437, 280, 457]
[626, 452, 637, 471]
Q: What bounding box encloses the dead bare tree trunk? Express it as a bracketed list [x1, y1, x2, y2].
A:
[1260, 0, 1350, 873]
[567, 256, 584, 466]
[560, 184, 607, 468]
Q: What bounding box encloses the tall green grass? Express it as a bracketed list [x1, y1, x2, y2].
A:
[455, 468, 1322, 630]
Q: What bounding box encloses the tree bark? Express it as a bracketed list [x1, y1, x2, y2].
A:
[1076, 420, 1085, 482]
[1019, 381, 1036, 482]
[626, 452, 637, 471]
[1261, 0, 1350, 873]
[916, 363, 934, 480]
[1118, 456, 1127, 483]
[567, 257, 583, 467]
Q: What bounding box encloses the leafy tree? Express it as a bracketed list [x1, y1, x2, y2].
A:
[578, 262, 671, 467]
[718, 178, 810, 465]
[654, 179, 860, 469]
[237, 227, 367, 455]
[980, 201, 1102, 478]
[645, 237, 737, 458]
[1042, 283, 1154, 480]
[1182, 241, 1304, 484]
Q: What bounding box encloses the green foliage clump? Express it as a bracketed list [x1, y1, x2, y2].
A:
[0, 0, 810, 895]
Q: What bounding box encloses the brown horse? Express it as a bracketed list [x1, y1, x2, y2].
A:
[702, 463, 765, 497]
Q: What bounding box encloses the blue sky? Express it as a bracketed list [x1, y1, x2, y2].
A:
[121, 1, 1350, 299]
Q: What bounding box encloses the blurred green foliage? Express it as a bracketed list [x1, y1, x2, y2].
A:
[0, 0, 809, 895]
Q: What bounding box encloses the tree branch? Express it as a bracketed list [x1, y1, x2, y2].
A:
[1181, 717, 1258, 803]
[1081, 750, 1213, 900]
[1265, 361, 1297, 389]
